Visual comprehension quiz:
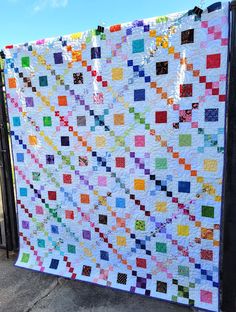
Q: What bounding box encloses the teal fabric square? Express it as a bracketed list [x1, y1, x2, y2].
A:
[39, 76, 48, 87]
[20, 188, 27, 196]
[13, 117, 21, 126]
[132, 39, 144, 53]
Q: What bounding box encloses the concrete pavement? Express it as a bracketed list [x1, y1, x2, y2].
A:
[0, 249, 193, 312]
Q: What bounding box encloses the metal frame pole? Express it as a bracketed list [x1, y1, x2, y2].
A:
[221, 1, 236, 311]
[0, 56, 18, 254]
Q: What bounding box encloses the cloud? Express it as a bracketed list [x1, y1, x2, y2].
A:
[33, 0, 68, 12]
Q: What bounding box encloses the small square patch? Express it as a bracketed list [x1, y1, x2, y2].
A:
[181, 29, 194, 44]
[156, 111, 167, 123]
[73, 73, 83, 84]
[132, 39, 144, 53]
[117, 273, 127, 284]
[206, 54, 221, 69]
[180, 84, 192, 97]
[156, 61, 168, 75]
[61, 136, 70, 146]
[134, 89, 145, 101]
[91, 47, 101, 59]
[54, 52, 63, 64]
[77, 116, 86, 126]
[39, 76, 48, 87]
[21, 56, 30, 67]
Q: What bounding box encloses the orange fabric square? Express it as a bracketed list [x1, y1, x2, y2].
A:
[114, 114, 124, 125]
[8, 78, 16, 88]
[58, 96, 67, 106]
[134, 179, 145, 191]
[29, 135, 37, 145]
[80, 194, 90, 204]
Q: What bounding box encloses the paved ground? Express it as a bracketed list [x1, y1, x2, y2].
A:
[0, 249, 194, 312]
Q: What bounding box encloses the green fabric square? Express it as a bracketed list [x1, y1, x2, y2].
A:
[179, 134, 192, 146]
[178, 265, 189, 277]
[115, 136, 125, 146]
[202, 205, 214, 218]
[68, 244, 76, 254]
[21, 253, 30, 263]
[43, 116, 52, 127]
[155, 158, 167, 169]
[37, 239, 45, 248]
[135, 220, 145, 231]
[156, 242, 167, 253]
[32, 172, 40, 181]
[21, 56, 30, 68]
[132, 39, 144, 53]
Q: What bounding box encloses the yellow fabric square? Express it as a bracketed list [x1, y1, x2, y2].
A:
[177, 225, 189, 236]
[114, 114, 124, 125]
[156, 202, 167, 212]
[29, 135, 37, 145]
[112, 68, 123, 81]
[204, 159, 217, 172]
[134, 179, 145, 191]
[96, 136, 106, 148]
[117, 236, 126, 246]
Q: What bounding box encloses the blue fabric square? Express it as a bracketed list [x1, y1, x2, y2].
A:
[178, 181, 191, 193]
[116, 197, 126, 208]
[134, 89, 145, 101]
[132, 39, 144, 53]
[51, 225, 59, 234]
[126, 28, 132, 36]
[91, 47, 101, 59]
[127, 60, 133, 66]
[53, 52, 63, 64]
[49, 258, 59, 269]
[20, 188, 27, 197]
[13, 117, 21, 126]
[17, 153, 24, 162]
[100, 250, 109, 261]
[205, 109, 218, 122]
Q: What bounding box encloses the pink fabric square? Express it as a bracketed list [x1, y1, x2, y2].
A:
[213, 82, 219, 88]
[36, 205, 43, 215]
[135, 135, 145, 147]
[214, 32, 222, 40]
[208, 26, 215, 34]
[173, 104, 179, 111]
[98, 176, 107, 186]
[201, 21, 208, 28]
[221, 38, 228, 46]
[200, 290, 213, 304]
[191, 122, 198, 128]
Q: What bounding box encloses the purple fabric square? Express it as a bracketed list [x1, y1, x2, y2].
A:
[54, 52, 63, 64]
[25, 97, 34, 107]
[22, 220, 29, 229]
[83, 230, 91, 240]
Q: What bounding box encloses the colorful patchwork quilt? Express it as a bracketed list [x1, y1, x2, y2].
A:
[3, 2, 229, 311]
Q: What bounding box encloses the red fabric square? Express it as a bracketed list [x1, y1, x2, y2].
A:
[48, 191, 57, 200]
[201, 249, 213, 261]
[63, 174, 72, 184]
[65, 210, 74, 220]
[180, 84, 193, 97]
[116, 157, 125, 168]
[199, 76, 206, 83]
[136, 258, 147, 268]
[206, 54, 221, 69]
[155, 111, 167, 123]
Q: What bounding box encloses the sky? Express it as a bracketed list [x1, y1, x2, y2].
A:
[1, 0, 217, 47]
